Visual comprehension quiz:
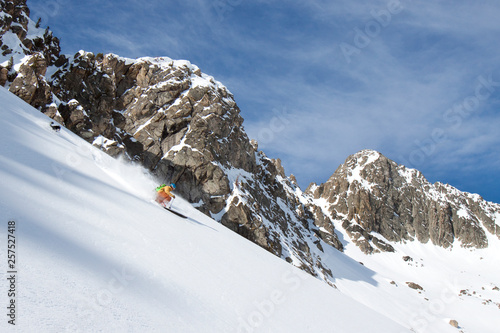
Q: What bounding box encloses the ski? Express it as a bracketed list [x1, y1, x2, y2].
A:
[163, 207, 187, 219]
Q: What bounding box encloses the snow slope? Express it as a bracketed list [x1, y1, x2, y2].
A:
[319, 232, 500, 333]
[310, 196, 500, 333]
[0, 87, 409, 332]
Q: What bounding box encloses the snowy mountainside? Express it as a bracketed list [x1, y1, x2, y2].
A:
[306, 149, 500, 254]
[301, 149, 500, 332]
[194, 147, 500, 332]
[0, 87, 411, 332]
[2, 3, 500, 332]
[0, 0, 61, 88]
[1, 1, 347, 286]
[303, 150, 500, 332]
[321, 229, 500, 333]
[0, 0, 50, 65]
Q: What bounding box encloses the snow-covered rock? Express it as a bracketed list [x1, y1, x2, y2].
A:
[306, 149, 500, 254]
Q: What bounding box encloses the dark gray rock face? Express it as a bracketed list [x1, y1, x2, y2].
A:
[1, 0, 30, 41]
[306, 150, 500, 254]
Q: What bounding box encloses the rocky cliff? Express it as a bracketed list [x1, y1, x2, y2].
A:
[1, 0, 341, 282]
[0, 0, 61, 100]
[2, 0, 499, 285]
[306, 150, 500, 254]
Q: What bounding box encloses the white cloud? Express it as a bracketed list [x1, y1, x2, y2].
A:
[28, 0, 500, 200]
[229, 1, 500, 190]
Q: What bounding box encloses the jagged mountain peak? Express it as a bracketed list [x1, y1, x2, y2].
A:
[106, 53, 229, 93]
[333, 149, 386, 189]
[346, 148, 382, 162]
[335, 149, 417, 178]
[321, 149, 434, 198]
[307, 149, 500, 254]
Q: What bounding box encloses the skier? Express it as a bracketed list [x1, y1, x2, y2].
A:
[156, 183, 176, 208]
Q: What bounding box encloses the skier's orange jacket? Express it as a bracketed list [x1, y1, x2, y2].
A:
[157, 185, 175, 202]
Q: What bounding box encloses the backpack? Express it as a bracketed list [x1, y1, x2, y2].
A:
[156, 184, 167, 192]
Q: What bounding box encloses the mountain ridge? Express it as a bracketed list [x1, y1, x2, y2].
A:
[306, 149, 499, 255]
[1, 0, 499, 285]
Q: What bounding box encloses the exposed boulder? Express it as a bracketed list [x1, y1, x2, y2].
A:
[406, 282, 424, 291]
[8, 52, 51, 107]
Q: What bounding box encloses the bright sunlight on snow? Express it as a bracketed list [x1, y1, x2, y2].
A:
[0, 87, 410, 332]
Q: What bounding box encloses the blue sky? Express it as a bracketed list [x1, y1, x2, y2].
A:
[28, 0, 500, 203]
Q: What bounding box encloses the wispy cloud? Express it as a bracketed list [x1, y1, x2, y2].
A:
[237, 1, 500, 182]
[27, 0, 500, 202]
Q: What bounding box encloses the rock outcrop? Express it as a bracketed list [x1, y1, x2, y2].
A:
[1, 0, 62, 107]
[1, 2, 343, 282]
[306, 150, 500, 254]
[49, 52, 344, 282]
[0, 0, 62, 69]
[8, 52, 51, 107]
